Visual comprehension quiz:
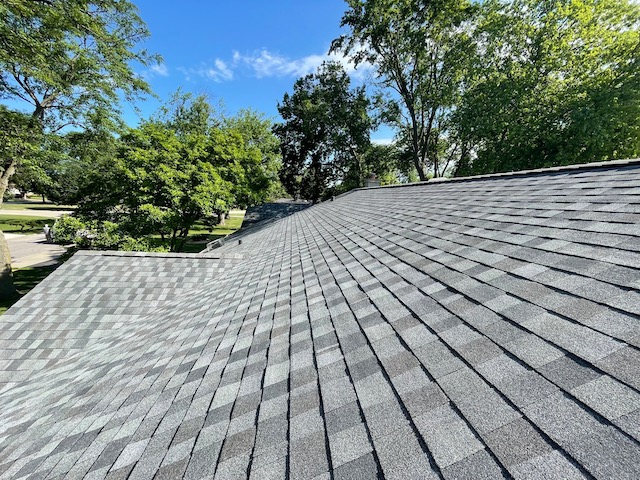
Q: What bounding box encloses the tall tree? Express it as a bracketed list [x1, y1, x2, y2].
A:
[274, 61, 372, 202]
[115, 122, 231, 252]
[72, 93, 281, 251]
[0, 0, 156, 296]
[0, 107, 40, 298]
[333, 0, 475, 180]
[454, 0, 640, 175]
[49, 125, 120, 208]
[0, 0, 157, 201]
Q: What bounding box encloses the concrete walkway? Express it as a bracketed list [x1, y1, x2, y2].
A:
[5, 233, 67, 269]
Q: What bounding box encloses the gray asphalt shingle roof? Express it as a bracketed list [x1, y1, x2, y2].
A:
[0, 160, 639, 479]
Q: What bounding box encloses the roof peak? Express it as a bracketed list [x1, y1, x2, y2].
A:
[353, 158, 640, 194]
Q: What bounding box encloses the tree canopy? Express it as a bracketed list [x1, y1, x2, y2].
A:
[333, 0, 476, 180]
[275, 61, 372, 202]
[0, 0, 157, 213]
[0, 0, 156, 127]
[455, 0, 640, 175]
[66, 93, 282, 252]
[327, 0, 640, 178]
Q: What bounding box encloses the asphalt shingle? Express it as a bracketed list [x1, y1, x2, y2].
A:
[1, 160, 639, 479]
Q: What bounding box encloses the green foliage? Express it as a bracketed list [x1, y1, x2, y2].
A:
[119, 237, 169, 253]
[51, 215, 86, 244]
[52, 215, 169, 251]
[48, 127, 120, 206]
[455, 0, 640, 175]
[360, 143, 417, 186]
[113, 111, 233, 251]
[224, 109, 284, 203]
[333, 0, 476, 180]
[0, 106, 42, 200]
[0, 0, 157, 128]
[333, 0, 640, 178]
[275, 61, 372, 202]
[0, 0, 157, 215]
[69, 93, 278, 252]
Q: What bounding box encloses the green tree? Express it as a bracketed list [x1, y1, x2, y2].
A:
[275, 61, 372, 202]
[454, 0, 640, 175]
[0, 0, 157, 199]
[0, 0, 156, 295]
[0, 106, 40, 298]
[114, 122, 231, 251]
[361, 142, 418, 185]
[74, 93, 281, 252]
[107, 95, 232, 252]
[333, 0, 475, 180]
[224, 109, 284, 202]
[54, 127, 120, 207]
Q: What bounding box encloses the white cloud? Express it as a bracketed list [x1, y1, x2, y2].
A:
[149, 63, 169, 77]
[210, 59, 233, 81]
[372, 138, 395, 146]
[179, 46, 373, 83]
[232, 48, 372, 79]
[141, 63, 169, 80]
[179, 59, 233, 83]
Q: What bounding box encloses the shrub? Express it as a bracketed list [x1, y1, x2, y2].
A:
[53, 215, 170, 252]
[52, 215, 86, 244]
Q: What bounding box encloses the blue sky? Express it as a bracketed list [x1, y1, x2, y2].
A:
[127, 0, 393, 142]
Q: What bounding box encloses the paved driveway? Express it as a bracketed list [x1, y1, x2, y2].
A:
[5, 233, 67, 269]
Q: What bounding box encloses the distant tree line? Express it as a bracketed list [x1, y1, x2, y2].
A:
[0, 0, 638, 294]
[276, 0, 640, 201]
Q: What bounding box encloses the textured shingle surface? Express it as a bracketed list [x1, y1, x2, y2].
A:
[0, 251, 241, 393]
[0, 162, 639, 479]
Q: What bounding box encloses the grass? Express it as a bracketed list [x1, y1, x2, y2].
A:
[0, 215, 57, 234]
[0, 265, 58, 315]
[1, 200, 75, 211]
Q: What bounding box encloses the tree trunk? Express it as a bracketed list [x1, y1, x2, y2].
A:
[311, 153, 322, 203]
[0, 138, 28, 299]
[0, 231, 17, 300]
[0, 157, 18, 207]
[217, 212, 225, 226]
[413, 151, 427, 182]
[170, 230, 178, 252]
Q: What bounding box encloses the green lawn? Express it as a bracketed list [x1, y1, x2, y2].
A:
[1, 201, 75, 211]
[0, 215, 57, 234]
[0, 265, 57, 315]
[147, 211, 245, 253]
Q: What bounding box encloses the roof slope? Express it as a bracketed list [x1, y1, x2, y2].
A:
[0, 251, 241, 393]
[1, 162, 639, 479]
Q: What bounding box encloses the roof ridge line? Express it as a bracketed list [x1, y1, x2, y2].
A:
[344, 158, 640, 194]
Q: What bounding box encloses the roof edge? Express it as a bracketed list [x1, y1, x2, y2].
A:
[74, 250, 227, 260]
[339, 158, 640, 197]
